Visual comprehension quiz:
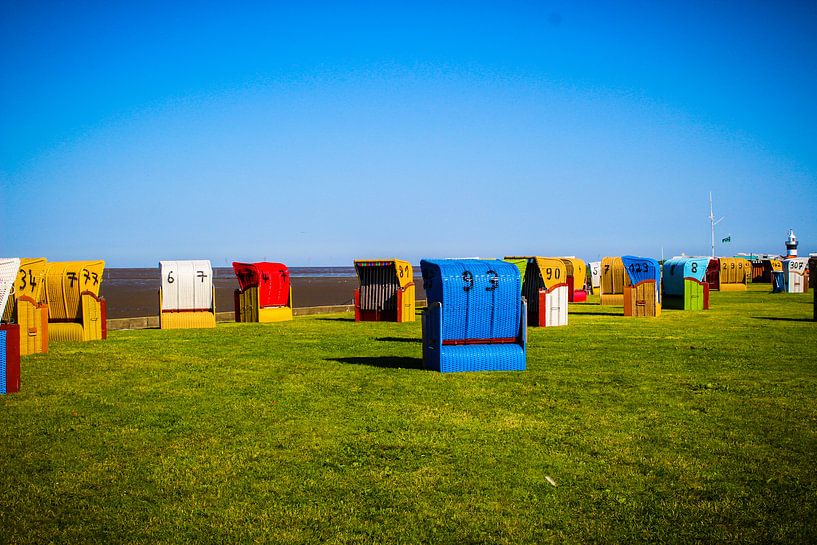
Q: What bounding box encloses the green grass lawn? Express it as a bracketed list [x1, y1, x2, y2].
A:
[2, 285, 816, 544]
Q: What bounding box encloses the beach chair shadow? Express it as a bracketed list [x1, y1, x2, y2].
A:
[327, 356, 423, 370]
[569, 311, 621, 317]
[375, 337, 421, 344]
[752, 316, 813, 322]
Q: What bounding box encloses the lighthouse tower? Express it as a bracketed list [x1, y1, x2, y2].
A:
[785, 229, 798, 258]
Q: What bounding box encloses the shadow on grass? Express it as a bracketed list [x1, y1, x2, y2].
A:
[327, 356, 424, 370]
[752, 316, 815, 323]
[570, 311, 622, 317]
[376, 337, 421, 344]
[313, 317, 356, 322]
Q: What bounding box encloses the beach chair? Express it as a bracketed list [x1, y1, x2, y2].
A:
[622, 256, 661, 317]
[559, 257, 588, 302]
[505, 256, 568, 327]
[782, 258, 809, 294]
[1, 258, 21, 394]
[706, 258, 720, 291]
[41, 261, 106, 342]
[421, 259, 526, 373]
[2, 258, 50, 355]
[662, 257, 710, 311]
[354, 259, 415, 322]
[159, 260, 216, 329]
[0, 259, 18, 324]
[233, 262, 293, 323]
[0, 323, 20, 395]
[718, 258, 749, 292]
[600, 257, 626, 306]
[751, 259, 782, 284]
[589, 261, 601, 295]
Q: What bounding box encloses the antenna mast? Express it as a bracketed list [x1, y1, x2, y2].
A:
[709, 192, 725, 258]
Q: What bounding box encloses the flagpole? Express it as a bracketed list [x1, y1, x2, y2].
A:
[709, 192, 725, 258]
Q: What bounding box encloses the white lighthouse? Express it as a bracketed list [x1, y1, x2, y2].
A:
[785, 229, 798, 258]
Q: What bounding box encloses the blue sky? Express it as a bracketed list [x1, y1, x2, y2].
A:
[2, 1, 815, 266]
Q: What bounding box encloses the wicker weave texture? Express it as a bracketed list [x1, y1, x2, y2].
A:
[421, 259, 520, 341]
[421, 264, 526, 373]
[438, 344, 525, 373]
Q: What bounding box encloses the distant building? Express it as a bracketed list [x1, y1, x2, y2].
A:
[786, 229, 798, 258]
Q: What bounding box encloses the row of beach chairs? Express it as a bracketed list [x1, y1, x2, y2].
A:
[2, 256, 813, 388]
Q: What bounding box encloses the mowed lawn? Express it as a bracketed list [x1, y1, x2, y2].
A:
[1, 286, 816, 544]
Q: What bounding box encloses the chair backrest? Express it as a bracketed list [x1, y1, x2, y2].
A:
[160, 260, 213, 312]
[13, 258, 48, 303]
[421, 258, 520, 342]
[233, 262, 290, 308]
[783, 257, 808, 275]
[663, 257, 709, 295]
[42, 261, 105, 321]
[719, 257, 749, 285]
[354, 259, 413, 311]
[589, 261, 601, 290]
[0, 258, 21, 318]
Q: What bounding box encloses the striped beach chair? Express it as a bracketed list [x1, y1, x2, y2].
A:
[354, 259, 415, 322]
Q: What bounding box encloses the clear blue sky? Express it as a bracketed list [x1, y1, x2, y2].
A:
[2, 1, 815, 266]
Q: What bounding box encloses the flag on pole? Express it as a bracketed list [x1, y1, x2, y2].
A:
[722, 235, 731, 243]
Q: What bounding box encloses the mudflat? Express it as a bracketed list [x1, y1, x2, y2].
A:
[100, 268, 426, 319]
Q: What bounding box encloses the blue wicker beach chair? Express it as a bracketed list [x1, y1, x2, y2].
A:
[420, 259, 526, 373]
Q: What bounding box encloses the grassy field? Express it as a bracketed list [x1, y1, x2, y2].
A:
[1, 285, 816, 544]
